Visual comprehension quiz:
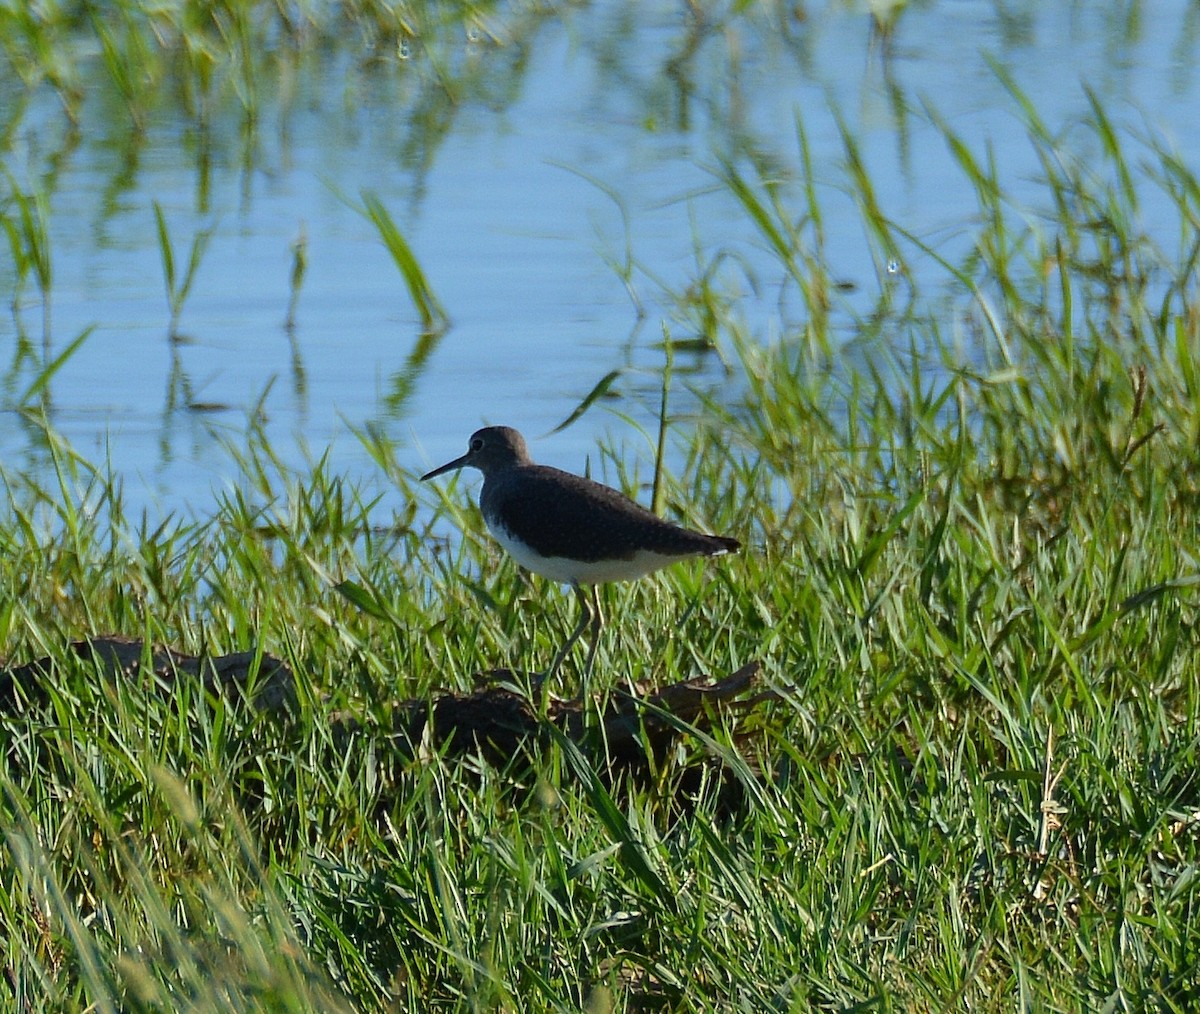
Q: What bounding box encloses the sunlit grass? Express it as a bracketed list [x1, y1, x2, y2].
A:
[2, 9, 1200, 1011]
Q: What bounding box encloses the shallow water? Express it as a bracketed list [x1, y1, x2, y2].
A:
[1, 1, 1198, 518]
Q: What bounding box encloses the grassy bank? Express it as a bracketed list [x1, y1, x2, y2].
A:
[3, 8, 1200, 1014]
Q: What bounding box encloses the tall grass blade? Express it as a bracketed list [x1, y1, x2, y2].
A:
[549, 369, 624, 433]
[19, 325, 95, 406]
[359, 190, 450, 335]
[153, 201, 212, 337]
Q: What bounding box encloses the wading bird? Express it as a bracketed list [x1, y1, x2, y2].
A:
[422, 426, 739, 686]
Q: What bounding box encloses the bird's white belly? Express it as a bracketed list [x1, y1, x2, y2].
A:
[487, 521, 683, 585]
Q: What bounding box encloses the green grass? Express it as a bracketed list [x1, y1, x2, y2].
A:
[3, 3, 1200, 1011]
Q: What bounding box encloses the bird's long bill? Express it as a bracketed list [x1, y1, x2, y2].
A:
[420, 452, 471, 481]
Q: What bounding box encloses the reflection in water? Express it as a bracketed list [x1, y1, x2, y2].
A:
[387, 328, 445, 419]
[94, 106, 143, 225]
[285, 223, 309, 416]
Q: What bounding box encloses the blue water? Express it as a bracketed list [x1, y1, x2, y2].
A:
[1, 1, 1198, 517]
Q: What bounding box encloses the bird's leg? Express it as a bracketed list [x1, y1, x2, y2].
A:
[580, 584, 603, 697]
[545, 582, 591, 684]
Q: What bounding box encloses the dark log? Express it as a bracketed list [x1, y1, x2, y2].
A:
[389, 661, 770, 767]
[2, 638, 774, 793]
[0, 635, 296, 714]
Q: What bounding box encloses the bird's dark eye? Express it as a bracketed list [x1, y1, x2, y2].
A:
[471, 438, 484, 451]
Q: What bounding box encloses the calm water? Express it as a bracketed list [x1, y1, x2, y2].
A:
[2, 1, 1198, 518]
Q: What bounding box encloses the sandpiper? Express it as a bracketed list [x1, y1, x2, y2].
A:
[421, 425, 739, 683]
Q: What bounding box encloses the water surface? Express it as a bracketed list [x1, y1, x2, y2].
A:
[1, 1, 1197, 517]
